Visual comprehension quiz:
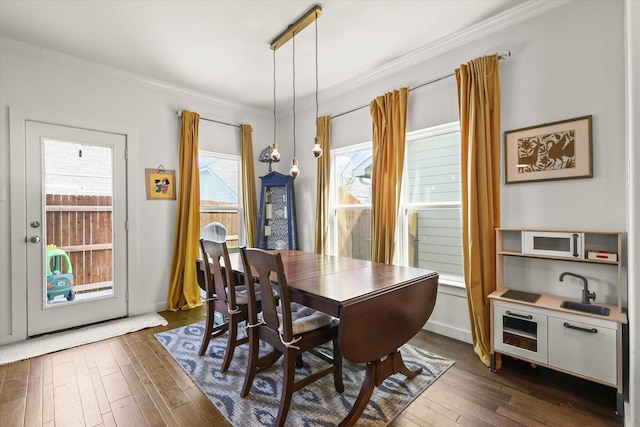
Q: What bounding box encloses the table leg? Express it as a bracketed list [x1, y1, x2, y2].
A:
[339, 350, 421, 427]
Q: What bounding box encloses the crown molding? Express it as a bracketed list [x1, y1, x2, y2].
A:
[0, 36, 269, 117]
[2, 0, 570, 118]
[317, 0, 572, 105]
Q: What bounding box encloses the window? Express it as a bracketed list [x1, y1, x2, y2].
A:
[401, 123, 463, 285]
[329, 123, 463, 285]
[331, 143, 372, 261]
[199, 152, 244, 248]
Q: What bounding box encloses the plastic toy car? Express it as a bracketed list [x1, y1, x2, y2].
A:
[46, 245, 75, 302]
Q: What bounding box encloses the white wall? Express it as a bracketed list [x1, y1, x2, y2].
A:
[279, 0, 633, 414]
[289, 1, 625, 242]
[1, 0, 636, 423]
[285, 0, 626, 339]
[0, 40, 272, 343]
[624, 0, 639, 423]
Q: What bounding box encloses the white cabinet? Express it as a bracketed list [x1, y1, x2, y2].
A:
[492, 299, 620, 386]
[548, 314, 617, 385]
[490, 228, 626, 416]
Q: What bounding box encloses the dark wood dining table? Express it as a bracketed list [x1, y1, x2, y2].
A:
[198, 249, 439, 426]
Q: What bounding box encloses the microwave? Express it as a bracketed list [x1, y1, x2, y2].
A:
[522, 231, 584, 259]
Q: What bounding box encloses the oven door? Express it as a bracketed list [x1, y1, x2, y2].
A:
[494, 304, 548, 364]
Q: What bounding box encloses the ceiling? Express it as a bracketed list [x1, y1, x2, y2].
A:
[0, 0, 528, 112]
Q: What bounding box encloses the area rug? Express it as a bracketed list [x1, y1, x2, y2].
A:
[156, 321, 454, 426]
[0, 313, 167, 365]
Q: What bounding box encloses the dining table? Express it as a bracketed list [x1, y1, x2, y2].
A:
[198, 249, 439, 426]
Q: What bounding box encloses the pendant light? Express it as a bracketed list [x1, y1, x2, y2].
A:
[290, 33, 300, 178]
[270, 49, 281, 162]
[311, 14, 323, 158]
[268, 5, 322, 169]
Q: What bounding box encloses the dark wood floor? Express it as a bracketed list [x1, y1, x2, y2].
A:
[0, 307, 624, 426]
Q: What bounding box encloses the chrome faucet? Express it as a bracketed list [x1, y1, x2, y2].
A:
[559, 272, 595, 304]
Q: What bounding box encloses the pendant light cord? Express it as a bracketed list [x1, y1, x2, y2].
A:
[315, 15, 318, 136]
[292, 34, 296, 159]
[273, 49, 277, 144]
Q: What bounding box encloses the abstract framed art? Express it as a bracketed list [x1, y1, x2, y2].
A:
[504, 115, 593, 184]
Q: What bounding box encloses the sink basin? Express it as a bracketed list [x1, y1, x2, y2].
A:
[560, 300, 610, 316]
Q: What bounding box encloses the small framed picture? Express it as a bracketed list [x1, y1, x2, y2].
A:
[145, 167, 176, 200]
[504, 115, 593, 184]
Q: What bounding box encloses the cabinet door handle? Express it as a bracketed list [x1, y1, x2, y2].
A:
[506, 311, 532, 320]
[563, 322, 597, 334]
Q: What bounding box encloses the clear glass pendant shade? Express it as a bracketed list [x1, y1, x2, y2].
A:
[290, 158, 300, 178]
[271, 143, 281, 161]
[312, 138, 323, 158]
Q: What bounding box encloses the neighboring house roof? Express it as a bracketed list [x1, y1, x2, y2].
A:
[338, 151, 372, 204]
[199, 165, 237, 203]
[351, 154, 372, 179]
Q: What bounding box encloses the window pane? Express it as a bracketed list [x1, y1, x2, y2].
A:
[407, 208, 463, 277]
[406, 132, 460, 204]
[199, 154, 240, 247]
[336, 209, 371, 261]
[199, 156, 238, 204]
[335, 148, 372, 205]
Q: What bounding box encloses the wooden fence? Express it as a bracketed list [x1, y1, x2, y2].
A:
[336, 189, 370, 260]
[46, 194, 113, 289]
[45, 196, 240, 291]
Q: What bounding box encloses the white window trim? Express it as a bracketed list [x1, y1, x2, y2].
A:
[198, 150, 245, 246]
[328, 122, 466, 289]
[399, 122, 464, 288]
[329, 142, 372, 257]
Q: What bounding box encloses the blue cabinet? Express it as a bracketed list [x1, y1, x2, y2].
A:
[255, 172, 298, 250]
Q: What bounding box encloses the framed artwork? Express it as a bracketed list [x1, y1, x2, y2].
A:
[504, 115, 593, 184]
[145, 167, 176, 200]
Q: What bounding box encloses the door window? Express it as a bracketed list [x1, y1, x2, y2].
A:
[44, 140, 115, 305]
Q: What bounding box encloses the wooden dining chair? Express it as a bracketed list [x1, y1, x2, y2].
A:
[239, 248, 344, 427]
[197, 239, 255, 372]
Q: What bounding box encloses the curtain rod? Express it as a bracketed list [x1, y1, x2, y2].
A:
[331, 50, 511, 120]
[175, 110, 240, 129]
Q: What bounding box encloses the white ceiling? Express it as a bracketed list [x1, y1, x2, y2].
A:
[0, 0, 529, 112]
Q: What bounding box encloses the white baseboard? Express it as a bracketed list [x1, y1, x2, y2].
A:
[423, 320, 472, 344]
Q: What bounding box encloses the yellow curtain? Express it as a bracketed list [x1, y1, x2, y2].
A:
[167, 110, 203, 311]
[370, 87, 409, 264]
[455, 54, 501, 367]
[314, 116, 331, 254]
[241, 124, 258, 248]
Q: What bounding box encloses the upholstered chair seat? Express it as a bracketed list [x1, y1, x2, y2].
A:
[277, 302, 334, 335]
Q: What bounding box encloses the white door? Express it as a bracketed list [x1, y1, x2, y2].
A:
[26, 121, 128, 336]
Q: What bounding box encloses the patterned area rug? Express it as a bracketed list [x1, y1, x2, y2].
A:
[156, 321, 454, 426]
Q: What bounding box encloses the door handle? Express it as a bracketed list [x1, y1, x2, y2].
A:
[30, 236, 41, 243]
